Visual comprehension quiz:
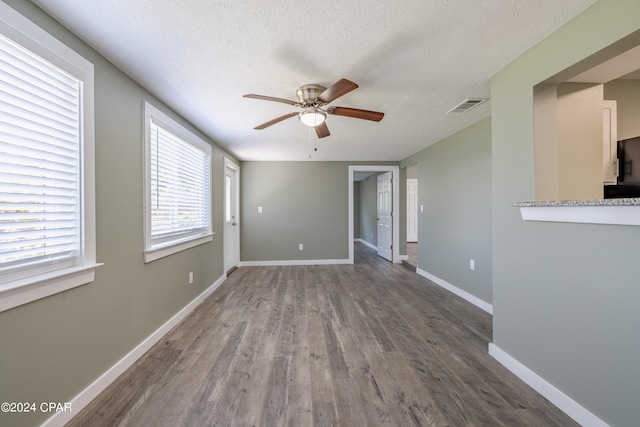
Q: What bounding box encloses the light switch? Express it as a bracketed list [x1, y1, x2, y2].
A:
[258, 206, 262, 213]
[420, 204, 424, 213]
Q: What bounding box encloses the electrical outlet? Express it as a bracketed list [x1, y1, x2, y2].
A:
[299, 243, 304, 251]
[189, 272, 194, 284]
[469, 259, 475, 271]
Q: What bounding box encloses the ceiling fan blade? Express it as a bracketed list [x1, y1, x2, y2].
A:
[315, 122, 330, 138]
[254, 112, 299, 129]
[243, 94, 299, 106]
[317, 79, 359, 104]
[328, 106, 384, 122]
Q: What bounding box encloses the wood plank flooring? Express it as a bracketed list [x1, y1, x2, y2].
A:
[67, 243, 577, 426]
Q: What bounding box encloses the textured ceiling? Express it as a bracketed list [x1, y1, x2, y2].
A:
[31, 0, 598, 161]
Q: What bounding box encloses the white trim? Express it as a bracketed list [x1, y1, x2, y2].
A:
[518, 205, 640, 226]
[488, 344, 609, 427]
[41, 274, 227, 427]
[355, 238, 377, 251]
[0, 2, 92, 79]
[348, 165, 401, 264]
[416, 267, 493, 314]
[0, 263, 103, 313]
[240, 259, 350, 267]
[143, 233, 214, 263]
[399, 254, 409, 261]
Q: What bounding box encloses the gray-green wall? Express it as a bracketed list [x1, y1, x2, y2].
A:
[240, 162, 349, 261]
[0, 2, 235, 426]
[240, 162, 399, 262]
[402, 118, 493, 305]
[491, 1, 640, 425]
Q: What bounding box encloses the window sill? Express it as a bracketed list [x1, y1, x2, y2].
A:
[514, 198, 640, 226]
[0, 263, 104, 313]
[144, 233, 214, 263]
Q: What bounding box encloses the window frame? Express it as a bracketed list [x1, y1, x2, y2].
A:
[0, 2, 99, 313]
[143, 102, 213, 263]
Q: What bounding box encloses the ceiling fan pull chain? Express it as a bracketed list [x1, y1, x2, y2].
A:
[308, 125, 319, 157]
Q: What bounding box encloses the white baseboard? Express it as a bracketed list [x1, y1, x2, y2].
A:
[354, 238, 377, 251]
[488, 344, 609, 427]
[41, 274, 227, 427]
[240, 259, 350, 267]
[416, 267, 493, 314]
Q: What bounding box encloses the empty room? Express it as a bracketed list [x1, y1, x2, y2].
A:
[1, 1, 639, 426]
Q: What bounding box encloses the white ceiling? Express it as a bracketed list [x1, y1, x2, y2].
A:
[31, 0, 598, 161]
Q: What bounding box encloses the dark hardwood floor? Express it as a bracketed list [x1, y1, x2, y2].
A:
[67, 243, 576, 426]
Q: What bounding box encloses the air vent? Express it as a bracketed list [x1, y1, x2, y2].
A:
[447, 98, 488, 113]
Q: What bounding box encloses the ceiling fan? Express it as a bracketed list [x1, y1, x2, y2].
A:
[243, 78, 384, 138]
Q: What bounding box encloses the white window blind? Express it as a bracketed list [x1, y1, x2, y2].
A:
[0, 33, 81, 283]
[143, 103, 212, 262]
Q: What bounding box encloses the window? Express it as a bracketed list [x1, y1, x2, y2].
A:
[0, 2, 97, 313]
[143, 102, 212, 262]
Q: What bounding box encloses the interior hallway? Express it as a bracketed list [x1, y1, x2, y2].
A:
[67, 242, 575, 426]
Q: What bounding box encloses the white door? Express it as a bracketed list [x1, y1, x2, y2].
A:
[224, 159, 240, 273]
[377, 172, 393, 261]
[407, 178, 418, 242]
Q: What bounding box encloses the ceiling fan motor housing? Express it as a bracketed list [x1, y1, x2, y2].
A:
[296, 84, 326, 106]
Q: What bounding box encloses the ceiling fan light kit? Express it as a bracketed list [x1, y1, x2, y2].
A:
[299, 110, 326, 127]
[243, 78, 384, 138]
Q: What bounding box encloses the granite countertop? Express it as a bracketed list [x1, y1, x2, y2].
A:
[513, 198, 640, 207]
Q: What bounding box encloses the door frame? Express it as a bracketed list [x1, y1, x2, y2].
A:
[348, 165, 400, 264]
[223, 157, 240, 272]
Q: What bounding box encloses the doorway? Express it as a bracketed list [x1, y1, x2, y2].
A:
[224, 158, 240, 274]
[348, 165, 400, 264]
[406, 164, 418, 268]
[406, 178, 418, 242]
